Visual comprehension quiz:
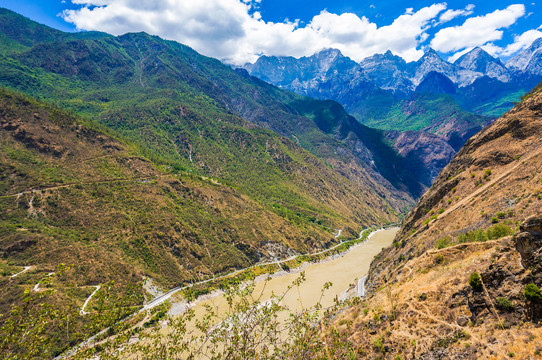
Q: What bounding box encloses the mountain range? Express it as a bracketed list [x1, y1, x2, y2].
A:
[244, 42, 542, 187]
[245, 40, 542, 99]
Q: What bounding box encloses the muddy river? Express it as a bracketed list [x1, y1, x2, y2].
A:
[169, 227, 399, 319]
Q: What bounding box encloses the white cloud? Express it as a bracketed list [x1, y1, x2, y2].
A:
[437, 4, 475, 24]
[498, 28, 542, 56]
[63, 0, 448, 64]
[431, 4, 525, 53]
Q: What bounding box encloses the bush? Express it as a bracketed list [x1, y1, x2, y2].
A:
[457, 224, 512, 244]
[491, 217, 499, 224]
[486, 224, 513, 240]
[496, 297, 513, 311]
[435, 254, 444, 264]
[469, 272, 483, 291]
[524, 283, 542, 302]
[436, 237, 452, 249]
[496, 211, 506, 219]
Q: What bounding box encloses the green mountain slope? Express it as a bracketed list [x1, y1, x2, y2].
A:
[352, 92, 492, 151]
[0, 88, 396, 357]
[0, 8, 417, 203]
[0, 9, 419, 357]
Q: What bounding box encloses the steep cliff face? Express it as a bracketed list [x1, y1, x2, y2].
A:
[331, 84, 542, 359]
[386, 130, 456, 190]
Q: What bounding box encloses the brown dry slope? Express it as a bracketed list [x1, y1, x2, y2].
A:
[329, 84, 542, 359]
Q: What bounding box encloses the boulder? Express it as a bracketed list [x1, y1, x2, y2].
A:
[520, 215, 542, 236]
[457, 316, 469, 326]
[515, 216, 542, 268]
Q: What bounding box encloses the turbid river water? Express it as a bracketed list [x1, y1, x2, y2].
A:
[169, 227, 399, 320]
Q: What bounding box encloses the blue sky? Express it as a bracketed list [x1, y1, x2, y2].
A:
[1, 0, 541, 64]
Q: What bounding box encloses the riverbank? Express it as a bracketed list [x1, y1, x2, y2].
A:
[58, 226, 399, 359]
[167, 227, 399, 318]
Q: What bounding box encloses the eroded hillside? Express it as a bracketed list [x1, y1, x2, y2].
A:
[328, 84, 542, 359]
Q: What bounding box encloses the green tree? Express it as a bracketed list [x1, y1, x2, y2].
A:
[469, 272, 483, 292]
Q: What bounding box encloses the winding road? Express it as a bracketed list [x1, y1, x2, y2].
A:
[80, 285, 101, 316]
[141, 228, 378, 311]
[10, 266, 32, 278]
[57, 225, 395, 359]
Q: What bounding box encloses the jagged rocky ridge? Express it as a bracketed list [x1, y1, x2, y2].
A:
[244, 42, 542, 190]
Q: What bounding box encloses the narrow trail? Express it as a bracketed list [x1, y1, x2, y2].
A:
[33, 272, 55, 292]
[0, 176, 159, 199]
[438, 144, 542, 220]
[80, 285, 101, 316]
[10, 266, 32, 278]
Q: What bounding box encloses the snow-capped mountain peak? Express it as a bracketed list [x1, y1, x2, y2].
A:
[455, 47, 510, 83]
[506, 37, 542, 75]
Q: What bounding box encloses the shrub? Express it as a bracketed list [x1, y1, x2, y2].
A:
[496, 297, 513, 311]
[486, 224, 513, 240]
[372, 336, 386, 353]
[524, 283, 542, 302]
[469, 272, 482, 291]
[496, 211, 506, 219]
[491, 217, 499, 224]
[435, 254, 444, 264]
[436, 237, 452, 249]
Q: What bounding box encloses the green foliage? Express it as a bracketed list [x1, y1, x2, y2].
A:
[486, 224, 514, 239]
[524, 283, 542, 302]
[435, 237, 452, 249]
[469, 272, 483, 292]
[372, 335, 386, 353]
[435, 254, 444, 264]
[496, 297, 513, 311]
[69, 274, 367, 359]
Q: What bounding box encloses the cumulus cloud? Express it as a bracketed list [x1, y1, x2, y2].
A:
[430, 4, 525, 53]
[61, 1, 538, 64]
[63, 0, 448, 64]
[438, 4, 475, 24]
[499, 28, 542, 56]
